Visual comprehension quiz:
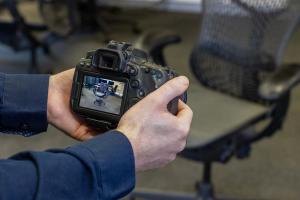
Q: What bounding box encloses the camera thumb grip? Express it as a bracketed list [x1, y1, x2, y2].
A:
[181, 91, 188, 103]
[167, 91, 188, 115]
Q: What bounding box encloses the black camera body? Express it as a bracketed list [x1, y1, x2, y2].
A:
[71, 41, 187, 129]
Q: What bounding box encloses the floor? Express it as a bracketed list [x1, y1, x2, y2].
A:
[80, 88, 123, 115]
[0, 2, 300, 200]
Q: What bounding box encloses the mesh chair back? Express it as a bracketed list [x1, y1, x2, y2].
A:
[191, 0, 300, 102]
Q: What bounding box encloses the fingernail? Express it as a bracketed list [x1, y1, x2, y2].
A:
[178, 76, 189, 85]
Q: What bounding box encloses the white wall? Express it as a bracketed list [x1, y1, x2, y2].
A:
[98, 0, 202, 13]
[159, 0, 202, 13]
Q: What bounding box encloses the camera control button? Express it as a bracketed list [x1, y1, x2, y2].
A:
[128, 66, 138, 76]
[169, 71, 176, 79]
[131, 80, 140, 88]
[144, 67, 151, 73]
[138, 89, 145, 97]
[151, 70, 157, 76]
[156, 71, 163, 79]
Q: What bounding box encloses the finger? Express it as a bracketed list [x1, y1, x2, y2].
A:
[80, 134, 94, 141]
[177, 99, 188, 112]
[149, 76, 189, 106]
[176, 100, 193, 126]
[75, 125, 98, 141]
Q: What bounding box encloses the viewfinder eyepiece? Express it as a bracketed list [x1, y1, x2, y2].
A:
[93, 49, 122, 71]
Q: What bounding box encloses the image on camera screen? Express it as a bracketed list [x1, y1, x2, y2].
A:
[79, 76, 125, 115]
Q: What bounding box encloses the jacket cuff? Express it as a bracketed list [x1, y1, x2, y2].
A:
[69, 130, 136, 199]
[0, 73, 50, 136]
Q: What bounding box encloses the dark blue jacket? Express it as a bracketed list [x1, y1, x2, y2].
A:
[0, 73, 135, 200]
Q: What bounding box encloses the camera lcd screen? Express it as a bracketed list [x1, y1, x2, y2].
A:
[79, 75, 126, 115]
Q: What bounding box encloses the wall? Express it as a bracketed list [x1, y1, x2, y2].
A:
[98, 0, 202, 13]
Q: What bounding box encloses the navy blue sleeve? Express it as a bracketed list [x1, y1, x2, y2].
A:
[0, 130, 136, 200]
[0, 73, 49, 136]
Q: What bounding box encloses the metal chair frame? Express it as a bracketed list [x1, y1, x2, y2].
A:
[0, 0, 52, 73]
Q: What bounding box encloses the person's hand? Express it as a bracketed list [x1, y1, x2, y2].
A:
[47, 69, 98, 141]
[117, 76, 193, 172]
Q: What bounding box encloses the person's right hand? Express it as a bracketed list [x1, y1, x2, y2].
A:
[117, 76, 193, 172]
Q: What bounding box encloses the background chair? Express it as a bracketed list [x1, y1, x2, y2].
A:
[38, 0, 141, 42]
[130, 0, 300, 199]
[134, 29, 182, 66]
[0, 0, 54, 73]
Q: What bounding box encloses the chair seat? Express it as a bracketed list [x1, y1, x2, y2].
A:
[186, 82, 270, 149]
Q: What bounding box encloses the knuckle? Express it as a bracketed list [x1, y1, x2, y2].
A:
[160, 153, 177, 168]
[168, 154, 177, 162]
[177, 124, 190, 135]
[178, 141, 187, 152]
[185, 107, 194, 121]
[188, 107, 194, 117]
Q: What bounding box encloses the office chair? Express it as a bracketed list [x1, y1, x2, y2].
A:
[0, 0, 53, 73]
[130, 0, 300, 199]
[38, 0, 141, 42]
[0, 1, 4, 9]
[134, 29, 182, 66]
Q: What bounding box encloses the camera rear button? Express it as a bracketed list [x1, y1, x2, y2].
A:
[169, 71, 176, 79]
[131, 80, 140, 88]
[156, 71, 163, 79]
[129, 66, 138, 76]
[151, 70, 157, 75]
[144, 67, 151, 73]
[138, 89, 145, 97]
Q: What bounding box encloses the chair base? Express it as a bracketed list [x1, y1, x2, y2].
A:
[129, 163, 260, 200]
[129, 189, 244, 200]
[129, 189, 198, 200]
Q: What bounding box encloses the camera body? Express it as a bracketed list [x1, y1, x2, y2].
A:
[71, 41, 187, 129]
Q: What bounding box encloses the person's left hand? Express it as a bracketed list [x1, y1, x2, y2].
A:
[47, 69, 98, 141]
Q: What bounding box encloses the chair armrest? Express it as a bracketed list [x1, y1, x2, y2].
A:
[134, 29, 181, 66]
[259, 64, 300, 100]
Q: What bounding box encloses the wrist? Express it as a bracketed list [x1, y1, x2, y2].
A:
[47, 75, 56, 124]
[117, 126, 140, 171]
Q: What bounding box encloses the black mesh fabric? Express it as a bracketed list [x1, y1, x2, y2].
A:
[191, 0, 300, 103]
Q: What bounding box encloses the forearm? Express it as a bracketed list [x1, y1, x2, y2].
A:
[0, 73, 50, 136]
[0, 131, 135, 200]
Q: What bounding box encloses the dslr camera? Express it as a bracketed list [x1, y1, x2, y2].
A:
[71, 41, 187, 129]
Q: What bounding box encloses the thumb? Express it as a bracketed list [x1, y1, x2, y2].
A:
[149, 76, 189, 107]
